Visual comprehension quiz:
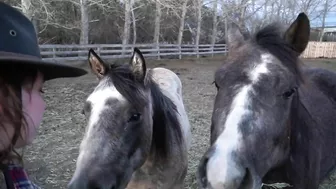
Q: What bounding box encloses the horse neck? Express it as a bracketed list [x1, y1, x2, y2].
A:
[286, 89, 324, 188]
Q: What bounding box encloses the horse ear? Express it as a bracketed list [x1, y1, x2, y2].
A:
[226, 22, 245, 51]
[284, 12, 310, 54]
[130, 47, 146, 82]
[88, 49, 108, 79]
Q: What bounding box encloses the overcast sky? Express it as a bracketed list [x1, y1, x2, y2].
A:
[311, 12, 336, 27]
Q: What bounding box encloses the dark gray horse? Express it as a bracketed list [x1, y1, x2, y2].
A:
[68, 48, 191, 189]
[197, 13, 336, 189]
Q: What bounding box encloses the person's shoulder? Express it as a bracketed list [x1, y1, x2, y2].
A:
[2, 163, 41, 189]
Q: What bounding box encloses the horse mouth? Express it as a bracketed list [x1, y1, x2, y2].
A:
[260, 166, 292, 189]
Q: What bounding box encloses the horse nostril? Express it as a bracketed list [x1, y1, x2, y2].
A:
[197, 149, 213, 188]
[197, 146, 218, 189]
[239, 168, 253, 188]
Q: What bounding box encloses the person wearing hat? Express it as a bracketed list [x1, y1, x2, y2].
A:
[0, 2, 87, 188]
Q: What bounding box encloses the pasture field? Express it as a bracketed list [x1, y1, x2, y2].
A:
[4, 56, 336, 189]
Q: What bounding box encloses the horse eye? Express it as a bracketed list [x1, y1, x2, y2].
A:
[128, 113, 141, 122]
[282, 87, 297, 99]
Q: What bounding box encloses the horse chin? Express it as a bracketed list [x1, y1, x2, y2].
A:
[116, 177, 132, 189]
[237, 160, 290, 189]
[237, 169, 262, 189]
[260, 164, 291, 189]
[112, 166, 135, 189]
[116, 151, 146, 189]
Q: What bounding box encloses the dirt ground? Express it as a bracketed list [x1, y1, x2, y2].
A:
[6, 56, 336, 189]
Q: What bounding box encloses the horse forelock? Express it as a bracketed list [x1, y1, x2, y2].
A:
[254, 23, 304, 84]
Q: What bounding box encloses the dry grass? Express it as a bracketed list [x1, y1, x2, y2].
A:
[5, 56, 336, 189]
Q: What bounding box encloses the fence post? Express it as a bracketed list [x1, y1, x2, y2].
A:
[97, 47, 101, 56]
[179, 45, 182, 59]
[53, 48, 56, 58]
[196, 44, 199, 58]
[157, 44, 160, 60]
[211, 44, 214, 57]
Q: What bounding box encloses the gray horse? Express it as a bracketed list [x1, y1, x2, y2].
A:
[197, 13, 336, 189]
[68, 48, 191, 189]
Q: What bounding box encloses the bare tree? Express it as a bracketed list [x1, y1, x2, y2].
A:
[177, 0, 189, 46]
[20, 0, 40, 32]
[153, 0, 161, 45]
[237, 0, 249, 31]
[21, 0, 33, 20]
[300, 0, 320, 15]
[195, 0, 202, 57]
[80, 0, 89, 44]
[131, 0, 136, 45]
[211, 0, 218, 45]
[12, 0, 336, 45]
[122, 0, 131, 54]
[319, 0, 329, 41]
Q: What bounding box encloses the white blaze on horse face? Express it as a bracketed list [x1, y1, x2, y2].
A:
[79, 79, 126, 157]
[207, 53, 272, 189]
[73, 79, 127, 180]
[87, 82, 126, 129]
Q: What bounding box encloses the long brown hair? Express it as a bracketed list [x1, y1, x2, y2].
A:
[0, 65, 39, 163]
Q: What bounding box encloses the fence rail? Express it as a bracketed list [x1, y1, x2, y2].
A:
[39, 42, 336, 62]
[39, 43, 228, 61]
[301, 42, 336, 58]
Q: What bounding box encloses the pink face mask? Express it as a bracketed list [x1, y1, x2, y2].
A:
[20, 73, 46, 144]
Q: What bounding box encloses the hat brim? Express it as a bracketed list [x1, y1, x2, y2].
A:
[0, 52, 88, 81]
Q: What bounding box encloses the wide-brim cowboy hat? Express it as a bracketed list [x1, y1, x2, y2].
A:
[0, 2, 87, 81]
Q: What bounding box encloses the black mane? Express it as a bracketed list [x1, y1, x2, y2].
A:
[146, 69, 183, 159]
[107, 63, 148, 110]
[252, 23, 304, 84]
[106, 63, 183, 159]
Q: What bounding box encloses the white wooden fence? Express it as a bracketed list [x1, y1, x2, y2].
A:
[39, 42, 336, 62]
[39, 43, 228, 61]
[301, 42, 336, 58]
